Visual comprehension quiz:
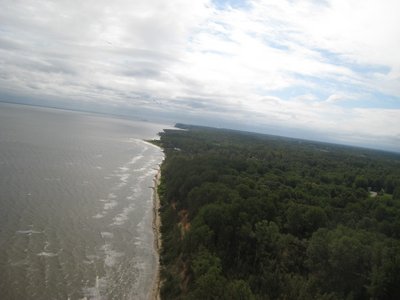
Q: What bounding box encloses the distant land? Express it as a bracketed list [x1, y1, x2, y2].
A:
[175, 123, 400, 156]
[1, 100, 398, 154]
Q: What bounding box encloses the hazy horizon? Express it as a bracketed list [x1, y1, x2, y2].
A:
[2, 100, 399, 155]
[1, 0, 399, 151]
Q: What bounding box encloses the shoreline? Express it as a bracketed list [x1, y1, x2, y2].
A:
[151, 165, 162, 300]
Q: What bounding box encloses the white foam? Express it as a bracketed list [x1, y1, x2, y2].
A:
[142, 140, 161, 149]
[82, 275, 107, 300]
[129, 155, 144, 165]
[146, 169, 158, 177]
[135, 168, 157, 182]
[111, 201, 138, 226]
[119, 166, 129, 172]
[114, 173, 130, 188]
[44, 241, 50, 251]
[92, 214, 104, 219]
[108, 193, 117, 199]
[100, 232, 114, 239]
[130, 187, 141, 194]
[137, 220, 145, 231]
[37, 251, 58, 257]
[11, 259, 29, 266]
[119, 173, 130, 183]
[111, 213, 129, 226]
[16, 229, 41, 235]
[103, 200, 117, 210]
[101, 244, 123, 267]
[87, 254, 100, 261]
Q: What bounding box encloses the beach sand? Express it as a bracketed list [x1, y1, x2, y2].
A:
[151, 167, 162, 300]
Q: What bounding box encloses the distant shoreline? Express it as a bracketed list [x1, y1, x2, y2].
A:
[151, 165, 162, 300]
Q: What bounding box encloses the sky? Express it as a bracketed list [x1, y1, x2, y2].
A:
[0, 0, 399, 151]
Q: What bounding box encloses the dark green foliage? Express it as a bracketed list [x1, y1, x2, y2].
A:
[156, 125, 400, 299]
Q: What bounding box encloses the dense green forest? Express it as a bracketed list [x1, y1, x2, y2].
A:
[153, 124, 400, 300]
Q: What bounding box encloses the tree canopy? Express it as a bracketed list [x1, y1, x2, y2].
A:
[154, 124, 400, 300]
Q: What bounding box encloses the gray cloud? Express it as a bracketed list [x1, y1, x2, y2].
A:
[0, 0, 399, 151]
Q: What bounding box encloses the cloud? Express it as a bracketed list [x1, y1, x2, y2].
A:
[0, 0, 399, 151]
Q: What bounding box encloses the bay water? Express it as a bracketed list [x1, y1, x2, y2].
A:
[0, 103, 166, 299]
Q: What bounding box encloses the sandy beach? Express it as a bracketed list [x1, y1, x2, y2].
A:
[151, 166, 162, 300]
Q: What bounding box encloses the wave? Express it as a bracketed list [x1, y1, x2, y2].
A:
[101, 244, 124, 267]
[37, 251, 58, 257]
[82, 276, 107, 300]
[16, 229, 42, 235]
[92, 213, 104, 219]
[103, 200, 118, 211]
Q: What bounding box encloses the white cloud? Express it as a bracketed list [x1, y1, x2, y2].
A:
[0, 0, 399, 150]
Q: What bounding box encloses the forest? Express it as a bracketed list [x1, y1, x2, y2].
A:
[152, 124, 400, 300]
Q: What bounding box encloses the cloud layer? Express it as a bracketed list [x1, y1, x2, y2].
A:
[0, 0, 399, 150]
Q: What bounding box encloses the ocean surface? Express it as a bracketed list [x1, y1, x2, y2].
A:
[0, 103, 166, 299]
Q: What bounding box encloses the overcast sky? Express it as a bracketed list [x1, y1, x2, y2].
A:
[1, 0, 399, 151]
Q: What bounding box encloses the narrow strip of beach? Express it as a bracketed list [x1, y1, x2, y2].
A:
[151, 166, 162, 300]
